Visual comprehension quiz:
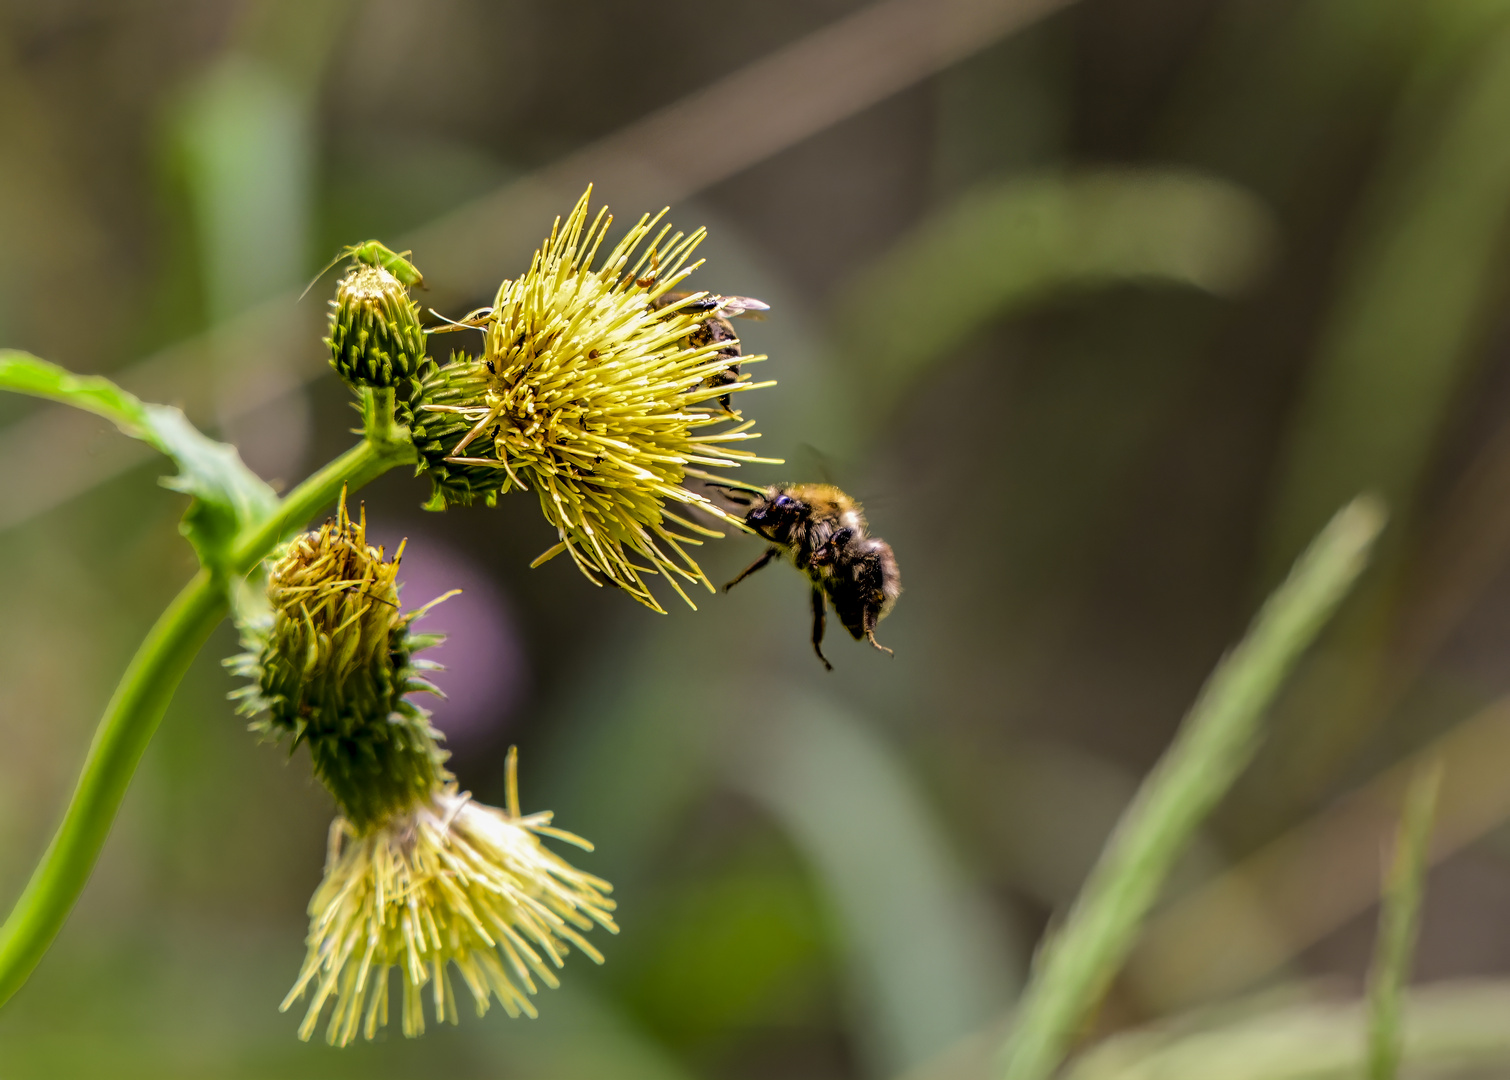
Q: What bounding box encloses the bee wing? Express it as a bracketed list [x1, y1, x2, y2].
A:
[714, 296, 771, 320]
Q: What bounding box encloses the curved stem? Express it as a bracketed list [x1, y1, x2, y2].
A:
[0, 394, 415, 1007]
[0, 570, 223, 1006]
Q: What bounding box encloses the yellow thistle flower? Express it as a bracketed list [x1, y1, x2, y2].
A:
[283, 751, 616, 1046]
[410, 186, 780, 612]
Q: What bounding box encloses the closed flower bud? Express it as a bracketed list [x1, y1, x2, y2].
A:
[326, 243, 427, 389]
[229, 497, 454, 830]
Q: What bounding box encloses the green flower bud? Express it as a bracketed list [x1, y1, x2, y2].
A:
[229, 498, 453, 831]
[326, 249, 427, 389]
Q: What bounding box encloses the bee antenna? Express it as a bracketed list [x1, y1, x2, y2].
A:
[299, 246, 354, 302]
[705, 478, 766, 498]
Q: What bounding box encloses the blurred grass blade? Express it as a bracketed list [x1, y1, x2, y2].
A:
[1250, 5, 1510, 821]
[0, 350, 276, 572]
[1264, 11, 1510, 573]
[1063, 979, 1510, 1080]
[174, 53, 316, 481]
[834, 169, 1274, 415]
[736, 693, 1020, 1078]
[1364, 761, 1442, 1080]
[996, 497, 1386, 1080]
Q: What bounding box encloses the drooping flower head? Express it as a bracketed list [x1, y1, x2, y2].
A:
[409, 186, 779, 612]
[229, 506, 614, 1044]
[283, 752, 616, 1046]
[228, 496, 454, 830]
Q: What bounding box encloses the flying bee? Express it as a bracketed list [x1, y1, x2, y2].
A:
[650, 291, 769, 414]
[722, 483, 901, 670]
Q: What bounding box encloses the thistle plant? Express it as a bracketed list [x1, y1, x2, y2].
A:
[0, 187, 871, 1044]
[0, 175, 1452, 1079]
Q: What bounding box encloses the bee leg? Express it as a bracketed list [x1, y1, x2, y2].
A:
[725, 547, 778, 590]
[862, 605, 894, 657]
[811, 587, 833, 671]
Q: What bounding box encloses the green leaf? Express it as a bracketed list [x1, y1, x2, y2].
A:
[0, 350, 277, 573]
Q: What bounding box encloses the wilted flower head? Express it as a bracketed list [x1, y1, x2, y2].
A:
[228, 496, 454, 830]
[284, 753, 616, 1046]
[410, 186, 779, 612]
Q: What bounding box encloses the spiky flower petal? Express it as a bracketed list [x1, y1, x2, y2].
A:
[228, 498, 454, 830]
[413, 186, 779, 612]
[283, 756, 616, 1046]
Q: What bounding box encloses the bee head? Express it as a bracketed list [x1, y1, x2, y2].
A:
[745, 489, 807, 542]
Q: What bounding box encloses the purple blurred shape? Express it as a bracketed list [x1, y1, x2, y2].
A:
[372, 524, 528, 745]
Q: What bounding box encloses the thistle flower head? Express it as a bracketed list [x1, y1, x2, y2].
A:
[410, 187, 779, 612]
[284, 752, 616, 1046]
[229, 497, 455, 830]
[326, 242, 427, 389]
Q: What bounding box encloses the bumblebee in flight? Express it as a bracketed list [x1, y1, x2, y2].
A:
[724, 483, 900, 670]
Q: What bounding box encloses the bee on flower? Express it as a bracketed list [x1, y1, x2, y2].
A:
[408, 186, 780, 612]
[229, 498, 614, 1045]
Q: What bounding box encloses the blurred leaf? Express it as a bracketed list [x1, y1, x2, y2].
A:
[0, 920, 693, 1080]
[1265, 11, 1510, 570]
[1168, 0, 1429, 204]
[1248, 2, 1510, 820]
[1064, 980, 1510, 1080]
[732, 693, 1020, 1078]
[0, 350, 276, 573]
[617, 853, 829, 1048]
[479, 982, 703, 1080]
[997, 498, 1384, 1080]
[834, 169, 1275, 415]
[175, 55, 311, 319]
[1363, 761, 1441, 1080]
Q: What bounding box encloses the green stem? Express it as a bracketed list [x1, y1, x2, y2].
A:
[0, 392, 414, 1008]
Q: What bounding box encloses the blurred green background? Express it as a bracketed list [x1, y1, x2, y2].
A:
[8, 0, 1510, 1075]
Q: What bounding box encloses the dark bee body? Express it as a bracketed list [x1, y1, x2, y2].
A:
[651, 291, 768, 413]
[725, 483, 900, 670]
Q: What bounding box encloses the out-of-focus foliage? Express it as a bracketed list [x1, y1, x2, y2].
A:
[0, 350, 276, 571]
[10, 0, 1510, 1077]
